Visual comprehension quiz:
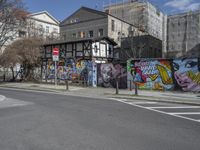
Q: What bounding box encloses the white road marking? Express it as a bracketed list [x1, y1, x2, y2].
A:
[169, 112, 200, 115]
[10, 103, 28, 107]
[109, 98, 200, 123]
[132, 102, 158, 104]
[0, 95, 6, 102]
[148, 106, 200, 109]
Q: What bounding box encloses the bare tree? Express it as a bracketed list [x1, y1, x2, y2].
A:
[0, 0, 26, 53]
[0, 37, 43, 81]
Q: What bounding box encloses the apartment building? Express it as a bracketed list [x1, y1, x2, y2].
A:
[26, 11, 60, 40]
[167, 10, 200, 58]
[104, 0, 167, 56]
[59, 6, 142, 47]
[1, 10, 60, 54]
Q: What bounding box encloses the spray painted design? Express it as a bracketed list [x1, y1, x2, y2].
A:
[127, 59, 174, 90]
[173, 58, 200, 92]
[45, 58, 96, 86]
[97, 63, 127, 88]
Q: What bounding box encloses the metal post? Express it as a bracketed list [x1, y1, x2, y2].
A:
[134, 82, 138, 95]
[65, 79, 69, 91]
[129, 80, 132, 91]
[116, 78, 119, 94]
[55, 61, 57, 87]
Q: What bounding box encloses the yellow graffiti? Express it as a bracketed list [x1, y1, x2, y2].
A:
[154, 82, 164, 90]
[148, 74, 159, 81]
[156, 64, 173, 84]
[187, 71, 200, 84]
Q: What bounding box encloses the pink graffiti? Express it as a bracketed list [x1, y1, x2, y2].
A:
[174, 72, 200, 92]
[135, 67, 147, 82]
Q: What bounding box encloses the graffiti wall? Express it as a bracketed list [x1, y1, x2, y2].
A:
[127, 58, 200, 92]
[173, 58, 200, 92]
[45, 58, 97, 86]
[97, 63, 127, 89]
[127, 59, 174, 90]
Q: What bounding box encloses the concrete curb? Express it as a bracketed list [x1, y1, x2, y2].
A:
[110, 95, 200, 105]
[0, 84, 200, 105]
[0, 95, 6, 102]
[0, 85, 66, 93]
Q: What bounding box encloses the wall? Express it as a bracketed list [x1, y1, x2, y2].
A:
[45, 58, 97, 86]
[127, 58, 200, 92]
[97, 63, 127, 89]
[127, 59, 174, 91]
[173, 58, 200, 92]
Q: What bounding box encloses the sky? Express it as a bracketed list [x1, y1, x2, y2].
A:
[23, 0, 200, 21]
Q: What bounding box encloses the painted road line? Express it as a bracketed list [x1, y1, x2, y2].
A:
[109, 98, 200, 123]
[148, 106, 200, 109]
[132, 101, 158, 104]
[0, 95, 6, 102]
[169, 112, 200, 115]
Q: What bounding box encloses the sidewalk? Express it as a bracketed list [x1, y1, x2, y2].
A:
[0, 82, 199, 105]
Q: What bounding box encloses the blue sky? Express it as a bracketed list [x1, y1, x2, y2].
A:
[23, 0, 200, 21]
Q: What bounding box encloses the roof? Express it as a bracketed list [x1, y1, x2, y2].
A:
[28, 11, 60, 24]
[60, 6, 107, 25]
[60, 6, 139, 29]
[44, 37, 117, 46]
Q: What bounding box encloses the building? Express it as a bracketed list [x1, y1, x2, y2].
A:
[0, 10, 60, 54]
[60, 6, 143, 47]
[120, 35, 162, 61]
[26, 11, 60, 41]
[104, 0, 167, 56]
[167, 10, 200, 58]
[43, 37, 117, 63]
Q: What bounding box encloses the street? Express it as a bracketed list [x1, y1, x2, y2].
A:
[0, 88, 200, 150]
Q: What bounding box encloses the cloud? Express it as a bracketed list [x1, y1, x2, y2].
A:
[164, 0, 200, 11]
[187, 3, 200, 10]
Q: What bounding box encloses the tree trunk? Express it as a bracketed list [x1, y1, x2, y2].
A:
[10, 66, 15, 81]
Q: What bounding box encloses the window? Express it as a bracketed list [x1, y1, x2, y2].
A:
[62, 33, 66, 40]
[98, 29, 103, 37]
[53, 28, 58, 33]
[38, 24, 43, 33]
[111, 20, 115, 31]
[78, 31, 85, 38]
[72, 33, 76, 38]
[18, 30, 26, 38]
[70, 18, 79, 23]
[88, 30, 94, 38]
[82, 32, 85, 38]
[46, 26, 49, 33]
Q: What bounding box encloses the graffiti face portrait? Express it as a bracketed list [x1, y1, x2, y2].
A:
[101, 64, 113, 84]
[173, 58, 200, 92]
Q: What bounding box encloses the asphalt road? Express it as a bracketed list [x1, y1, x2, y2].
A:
[0, 88, 200, 150]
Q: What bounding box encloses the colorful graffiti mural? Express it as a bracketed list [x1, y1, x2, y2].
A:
[45, 58, 96, 86]
[97, 63, 127, 88]
[128, 58, 200, 92]
[127, 59, 174, 90]
[173, 58, 200, 92]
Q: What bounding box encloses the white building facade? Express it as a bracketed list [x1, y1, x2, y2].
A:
[0, 11, 60, 54]
[26, 11, 60, 41]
